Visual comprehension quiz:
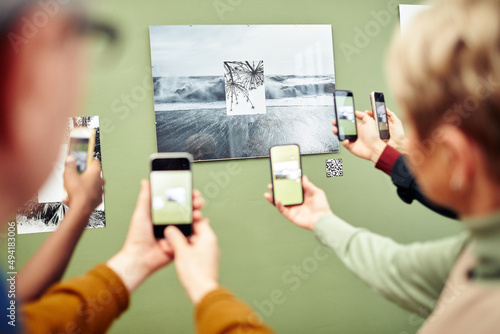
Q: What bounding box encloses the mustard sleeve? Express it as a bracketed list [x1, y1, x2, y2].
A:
[195, 288, 274, 334]
[20, 264, 129, 334]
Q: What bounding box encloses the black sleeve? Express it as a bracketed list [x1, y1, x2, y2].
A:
[391, 156, 458, 220]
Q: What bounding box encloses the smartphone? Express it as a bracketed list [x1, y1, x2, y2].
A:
[150, 153, 193, 238]
[370, 91, 390, 141]
[270, 144, 303, 206]
[334, 90, 357, 142]
[67, 127, 96, 173]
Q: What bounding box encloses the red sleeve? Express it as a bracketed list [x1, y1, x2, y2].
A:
[375, 145, 401, 176]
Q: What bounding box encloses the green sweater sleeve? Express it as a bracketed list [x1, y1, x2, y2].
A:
[314, 214, 468, 316]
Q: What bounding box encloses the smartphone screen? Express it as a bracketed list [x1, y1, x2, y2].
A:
[150, 154, 193, 238]
[270, 144, 303, 206]
[334, 90, 357, 142]
[372, 92, 390, 141]
[68, 128, 95, 173]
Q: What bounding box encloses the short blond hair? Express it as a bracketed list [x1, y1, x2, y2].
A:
[387, 0, 500, 182]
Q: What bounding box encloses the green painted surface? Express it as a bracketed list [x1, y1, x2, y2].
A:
[9, 0, 463, 333]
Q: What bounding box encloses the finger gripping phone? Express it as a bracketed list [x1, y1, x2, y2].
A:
[370, 91, 390, 141]
[270, 144, 304, 206]
[334, 90, 358, 142]
[67, 127, 96, 173]
[150, 153, 193, 238]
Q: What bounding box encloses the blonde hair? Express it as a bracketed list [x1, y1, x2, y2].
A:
[387, 0, 500, 182]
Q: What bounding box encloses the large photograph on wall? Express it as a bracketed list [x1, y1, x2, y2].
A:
[149, 25, 338, 161]
[16, 116, 106, 234]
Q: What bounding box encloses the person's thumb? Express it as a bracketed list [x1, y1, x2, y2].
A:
[302, 175, 319, 195]
[165, 226, 189, 252]
[134, 180, 151, 215]
[302, 175, 312, 190]
[355, 110, 367, 120]
[364, 110, 375, 118]
[342, 140, 353, 151]
[86, 158, 102, 176]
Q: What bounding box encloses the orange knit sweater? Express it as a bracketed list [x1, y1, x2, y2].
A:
[196, 288, 273, 334]
[20, 264, 273, 334]
[21, 264, 129, 333]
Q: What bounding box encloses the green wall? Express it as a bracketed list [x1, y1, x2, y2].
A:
[13, 0, 463, 333]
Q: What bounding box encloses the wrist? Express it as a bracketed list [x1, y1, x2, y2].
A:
[107, 250, 151, 294]
[370, 141, 387, 164]
[66, 196, 95, 216]
[190, 280, 219, 305]
[397, 138, 408, 155]
[311, 210, 333, 231]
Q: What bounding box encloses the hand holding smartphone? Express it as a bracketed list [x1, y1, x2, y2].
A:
[150, 153, 193, 238]
[370, 91, 390, 141]
[334, 90, 358, 142]
[270, 144, 304, 206]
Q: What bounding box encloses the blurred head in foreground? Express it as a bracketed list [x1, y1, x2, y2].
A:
[0, 0, 115, 222]
[387, 0, 500, 217]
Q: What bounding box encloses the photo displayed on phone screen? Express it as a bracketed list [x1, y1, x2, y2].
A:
[372, 92, 390, 140]
[334, 90, 357, 141]
[270, 144, 303, 206]
[68, 127, 95, 174]
[150, 170, 192, 225]
[69, 137, 90, 173]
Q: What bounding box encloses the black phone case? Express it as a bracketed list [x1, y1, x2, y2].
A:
[150, 153, 193, 238]
[334, 90, 358, 142]
[269, 144, 304, 206]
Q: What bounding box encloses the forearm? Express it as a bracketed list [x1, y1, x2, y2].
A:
[375, 145, 401, 176]
[196, 288, 274, 334]
[369, 141, 387, 164]
[21, 264, 129, 334]
[313, 214, 465, 315]
[391, 156, 458, 219]
[106, 250, 153, 294]
[314, 214, 408, 291]
[18, 204, 92, 303]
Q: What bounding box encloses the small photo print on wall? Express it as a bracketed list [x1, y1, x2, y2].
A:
[224, 60, 266, 116]
[16, 116, 106, 234]
[326, 158, 343, 177]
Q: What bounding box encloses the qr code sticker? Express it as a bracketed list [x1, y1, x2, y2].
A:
[326, 159, 343, 177]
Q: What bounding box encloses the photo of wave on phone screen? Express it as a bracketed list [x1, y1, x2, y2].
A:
[69, 138, 90, 173]
[335, 94, 356, 138]
[372, 91, 390, 140]
[271, 145, 303, 206]
[376, 103, 388, 131]
[150, 170, 192, 225]
[68, 127, 95, 174]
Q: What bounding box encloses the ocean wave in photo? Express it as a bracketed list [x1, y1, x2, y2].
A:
[153, 75, 335, 110]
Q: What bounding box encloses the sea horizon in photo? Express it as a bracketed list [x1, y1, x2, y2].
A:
[153, 74, 335, 110]
[154, 74, 337, 160]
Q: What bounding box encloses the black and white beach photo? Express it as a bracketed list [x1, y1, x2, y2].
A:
[149, 25, 338, 161]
